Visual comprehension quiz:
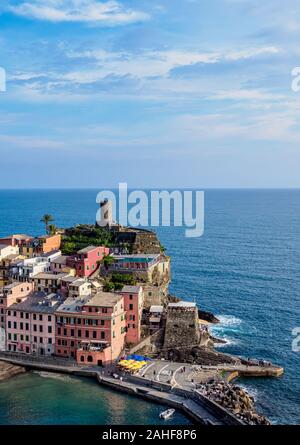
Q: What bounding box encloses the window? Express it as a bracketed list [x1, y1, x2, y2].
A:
[71, 329, 74, 336]
[34, 336, 37, 343]
[39, 314, 43, 321]
[101, 332, 105, 339]
[8, 321, 11, 328]
[48, 326, 52, 334]
[48, 338, 52, 344]
[129, 304, 133, 310]
[33, 314, 37, 320]
[39, 325, 43, 333]
[78, 329, 81, 337]
[85, 331, 89, 338]
[48, 315, 51, 322]
[93, 331, 97, 339]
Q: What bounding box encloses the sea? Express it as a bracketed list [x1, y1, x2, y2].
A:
[0, 188, 299, 425]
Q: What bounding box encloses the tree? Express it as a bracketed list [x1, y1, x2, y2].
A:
[102, 254, 115, 269]
[40, 214, 54, 235]
[48, 224, 57, 235]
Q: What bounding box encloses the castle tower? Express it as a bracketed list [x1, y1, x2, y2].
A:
[97, 199, 117, 228]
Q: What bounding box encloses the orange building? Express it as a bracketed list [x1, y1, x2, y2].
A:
[21, 234, 61, 257]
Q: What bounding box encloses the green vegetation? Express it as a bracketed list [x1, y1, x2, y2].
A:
[103, 272, 137, 292]
[48, 224, 57, 235]
[61, 225, 113, 255]
[102, 254, 116, 269]
[40, 214, 55, 235]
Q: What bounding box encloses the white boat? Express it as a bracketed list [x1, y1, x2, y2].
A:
[159, 409, 175, 420]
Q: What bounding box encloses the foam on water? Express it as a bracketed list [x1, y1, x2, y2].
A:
[34, 371, 78, 383]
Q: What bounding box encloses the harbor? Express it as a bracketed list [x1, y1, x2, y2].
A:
[0, 350, 283, 425]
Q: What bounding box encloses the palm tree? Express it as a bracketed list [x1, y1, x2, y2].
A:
[40, 214, 54, 235]
[48, 224, 57, 235]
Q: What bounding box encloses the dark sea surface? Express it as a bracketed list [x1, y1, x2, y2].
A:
[0, 188, 299, 424]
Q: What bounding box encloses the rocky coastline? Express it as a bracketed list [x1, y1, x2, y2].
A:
[198, 381, 270, 425]
[0, 360, 26, 381]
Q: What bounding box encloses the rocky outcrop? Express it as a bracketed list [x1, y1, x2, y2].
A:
[198, 381, 270, 425]
[160, 346, 239, 366]
[0, 361, 26, 381]
[198, 310, 220, 324]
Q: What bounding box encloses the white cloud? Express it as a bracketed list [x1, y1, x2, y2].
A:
[175, 108, 300, 143]
[210, 89, 284, 101]
[6, 0, 149, 25]
[65, 45, 280, 79]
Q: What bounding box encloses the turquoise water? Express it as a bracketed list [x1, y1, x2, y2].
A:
[0, 372, 190, 425]
[0, 189, 299, 424]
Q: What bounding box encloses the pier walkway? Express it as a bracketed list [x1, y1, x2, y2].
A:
[139, 359, 284, 390]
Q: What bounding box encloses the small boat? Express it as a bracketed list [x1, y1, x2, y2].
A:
[159, 409, 175, 420]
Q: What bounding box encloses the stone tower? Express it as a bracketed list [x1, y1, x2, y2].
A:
[163, 301, 201, 349]
[97, 199, 114, 228]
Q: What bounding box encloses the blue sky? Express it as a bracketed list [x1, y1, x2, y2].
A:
[0, 0, 300, 188]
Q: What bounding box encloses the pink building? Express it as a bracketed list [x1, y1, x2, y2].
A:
[0, 234, 33, 248]
[6, 292, 63, 356]
[120, 285, 144, 345]
[55, 291, 126, 366]
[66, 246, 109, 278]
[0, 282, 34, 350]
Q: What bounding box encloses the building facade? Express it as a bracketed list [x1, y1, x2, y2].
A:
[55, 291, 126, 365]
[0, 282, 34, 350]
[6, 292, 63, 356]
[66, 246, 109, 278]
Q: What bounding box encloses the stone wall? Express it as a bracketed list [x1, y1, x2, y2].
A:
[142, 283, 169, 308]
[163, 306, 201, 349]
[114, 228, 162, 254]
